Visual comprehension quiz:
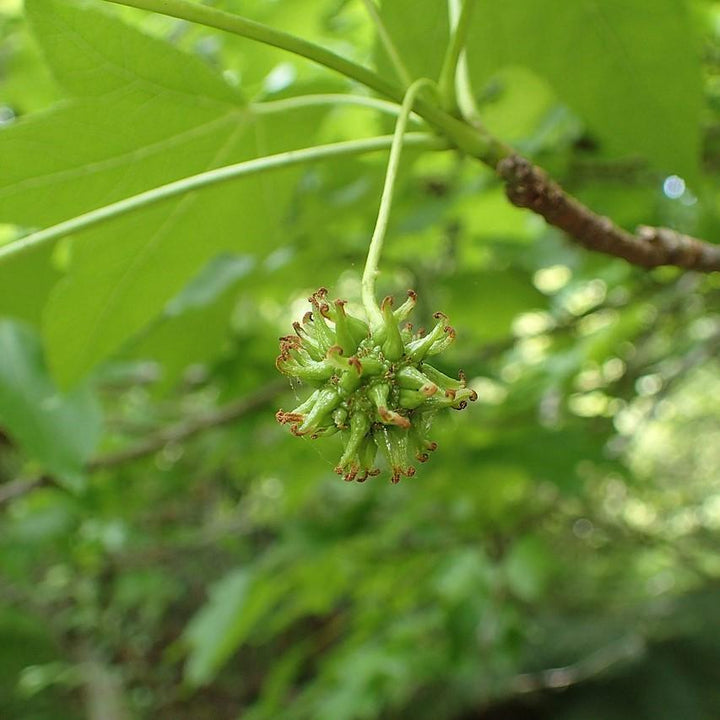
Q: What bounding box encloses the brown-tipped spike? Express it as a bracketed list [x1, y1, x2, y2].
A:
[454, 401, 468, 410]
[407, 289, 417, 301]
[307, 288, 328, 304]
[445, 388, 457, 400]
[290, 425, 303, 436]
[369, 468, 381, 477]
[276, 410, 304, 425]
[357, 472, 368, 483]
[379, 407, 411, 429]
[416, 452, 430, 463]
[404, 323, 414, 332]
[327, 344, 344, 357]
[309, 288, 328, 306]
[433, 311, 448, 320]
[348, 356, 363, 375]
[293, 321, 304, 336]
[381, 295, 394, 311]
[405, 467, 416, 477]
[416, 327, 426, 338]
[428, 441, 438, 452]
[303, 311, 314, 324]
[390, 470, 401, 484]
[468, 390, 478, 402]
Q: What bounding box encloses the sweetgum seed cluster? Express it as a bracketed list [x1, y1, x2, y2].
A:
[275, 288, 477, 483]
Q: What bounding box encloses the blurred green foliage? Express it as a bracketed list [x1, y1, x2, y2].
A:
[1, 0, 720, 718]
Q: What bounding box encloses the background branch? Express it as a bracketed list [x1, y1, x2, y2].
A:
[88, 380, 287, 470]
[509, 634, 645, 694]
[0, 381, 286, 509]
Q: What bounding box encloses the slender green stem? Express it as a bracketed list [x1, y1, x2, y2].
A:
[455, 49, 484, 127]
[0, 134, 445, 264]
[361, 80, 437, 328]
[100, 0, 511, 166]
[359, 0, 413, 88]
[252, 93, 421, 123]
[439, 0, 477, 113]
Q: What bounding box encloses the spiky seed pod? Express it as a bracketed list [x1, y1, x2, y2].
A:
[275, 288, 476, 482]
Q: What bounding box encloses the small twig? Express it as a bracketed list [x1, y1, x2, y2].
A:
[0, 475, 53, 505]
[509, 634, 645, 694]
[89, 380, 286, 470]
[0, 381, 286, 508]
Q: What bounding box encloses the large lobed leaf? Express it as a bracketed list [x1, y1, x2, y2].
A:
[0, 0, 325, 386]
[465, 0, 703, 180]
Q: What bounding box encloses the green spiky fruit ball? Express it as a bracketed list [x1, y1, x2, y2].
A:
[275, 288, 477, 483]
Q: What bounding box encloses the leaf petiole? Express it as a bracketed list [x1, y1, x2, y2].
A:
[251, 94, 422, 123]
[0, 134, 446, 264]
[439, 0, 477, 114]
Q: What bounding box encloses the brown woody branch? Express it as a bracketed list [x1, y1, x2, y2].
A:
[498, 155, 720, 272]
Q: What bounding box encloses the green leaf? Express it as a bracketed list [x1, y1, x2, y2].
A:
[0, 242, 60, 326]
[0, 15, 60, 116]
[25, 0, 240, 102]
[164, 253, 254, 315]
[40, 104, 318, 386]
[0, 320, 101, 488]
[503, 535, 552, 602]
[466, 0, 703, 179]
[184, 568, 277, 687]
[377, 0, 449, 82]
[0, 90, 244, 229]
